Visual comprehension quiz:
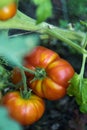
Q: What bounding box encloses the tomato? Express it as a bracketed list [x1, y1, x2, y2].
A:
[11, 67, 22, 84]
[0, 3, 17, 21]
[1, 91, 45, 125]
[24, 46, 75, 100]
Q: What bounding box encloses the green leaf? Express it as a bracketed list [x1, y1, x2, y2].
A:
[0, 32, 39, 67]
[67, 73, 87, 113]
[67, 73, 82, 104]
[80, 103, 87, 113]
[0, 65, 10, 90]
[81, 79, 87, 104]
[79, 79, 87, 113]
[32, 0, 52, 23]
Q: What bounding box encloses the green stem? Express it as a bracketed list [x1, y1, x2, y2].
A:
[45, 27, 87, 55]
[82, 33, 87, 48]
[79, 54, 87, 95]
[20, 67, 33, 99]
[79, 34, 87, 79]
[79, 34, 87, 78]
[22, 66, 35, 75]
[78, 35, 87, 92]
[80, 54, 87, 78]
[0, 10, 87, 55]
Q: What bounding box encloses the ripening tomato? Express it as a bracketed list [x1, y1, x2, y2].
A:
[1, 91, 45, 125]
[11, 67, 22, 84]
[0, 3, 17, 21]
[23, 46, 75, 100]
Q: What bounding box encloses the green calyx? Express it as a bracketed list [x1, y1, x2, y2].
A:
[20, 89, 32, 100]
[34, 67, 47, 80]
[20, 67, 47, 99]
[23, 67, 47, 80]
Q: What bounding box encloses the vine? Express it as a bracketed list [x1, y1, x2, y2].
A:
[0, 10, 86, 55]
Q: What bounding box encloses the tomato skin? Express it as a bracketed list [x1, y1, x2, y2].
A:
[24, 46, 60, 68]
[28, 78, 66, 100]
[46, 59, 75, 88]
[24, 46, 75, 100]
[0, 3, 17, 21]
[2, 91, 45, 125]
[11, 67, 22, 84]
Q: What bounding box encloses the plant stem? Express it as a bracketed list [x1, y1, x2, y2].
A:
[20, 68, 27, 93]
[79, 34, 87, 78]
[23, 67, 35, 75]
[79, 54, 87, 93]
[79, 54, 87, 78]
[20, 67, 33, 99]
[82, 33, 87, 48]
[0, 11, 85, 45]
[45, 27, 87, 55]
[0, 10, 87, 55]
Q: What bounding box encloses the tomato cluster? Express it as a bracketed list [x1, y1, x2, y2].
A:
[1, 46, 75, 126]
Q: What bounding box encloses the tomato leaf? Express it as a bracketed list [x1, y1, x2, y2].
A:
[0, 31, 39, 67]
[80, 104, 87, 113]
[67, 73, 87, 113]
[67, 73, 82, 105]
[79, 79, 87, 113]
[81, 79, 87, 103]
[32, 0, 52, 23]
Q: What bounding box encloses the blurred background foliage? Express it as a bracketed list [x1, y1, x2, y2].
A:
[0, 106, 22, 130]
[1, 0, 87, 130]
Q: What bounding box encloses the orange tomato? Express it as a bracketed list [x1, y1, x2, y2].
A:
[2, 91, 45, 125]
[11, 67, 22, 84]
[23, 46, 75, 100]
[0, 3, 17, 21]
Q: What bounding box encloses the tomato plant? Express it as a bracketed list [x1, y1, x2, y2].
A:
[23, 46, 75, 100]
[0, 0, 87, 115]
[0, 2, 17, 21]
[1, 91, 45, 125]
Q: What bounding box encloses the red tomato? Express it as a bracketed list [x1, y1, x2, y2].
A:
[2, 91, 45, 125]
[0, 3, 17, 21]
[11, 67, 22, 84]
[24, 46, 75, 100]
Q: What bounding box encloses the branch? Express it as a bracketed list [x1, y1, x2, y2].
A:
[0, 10, 87, 55]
